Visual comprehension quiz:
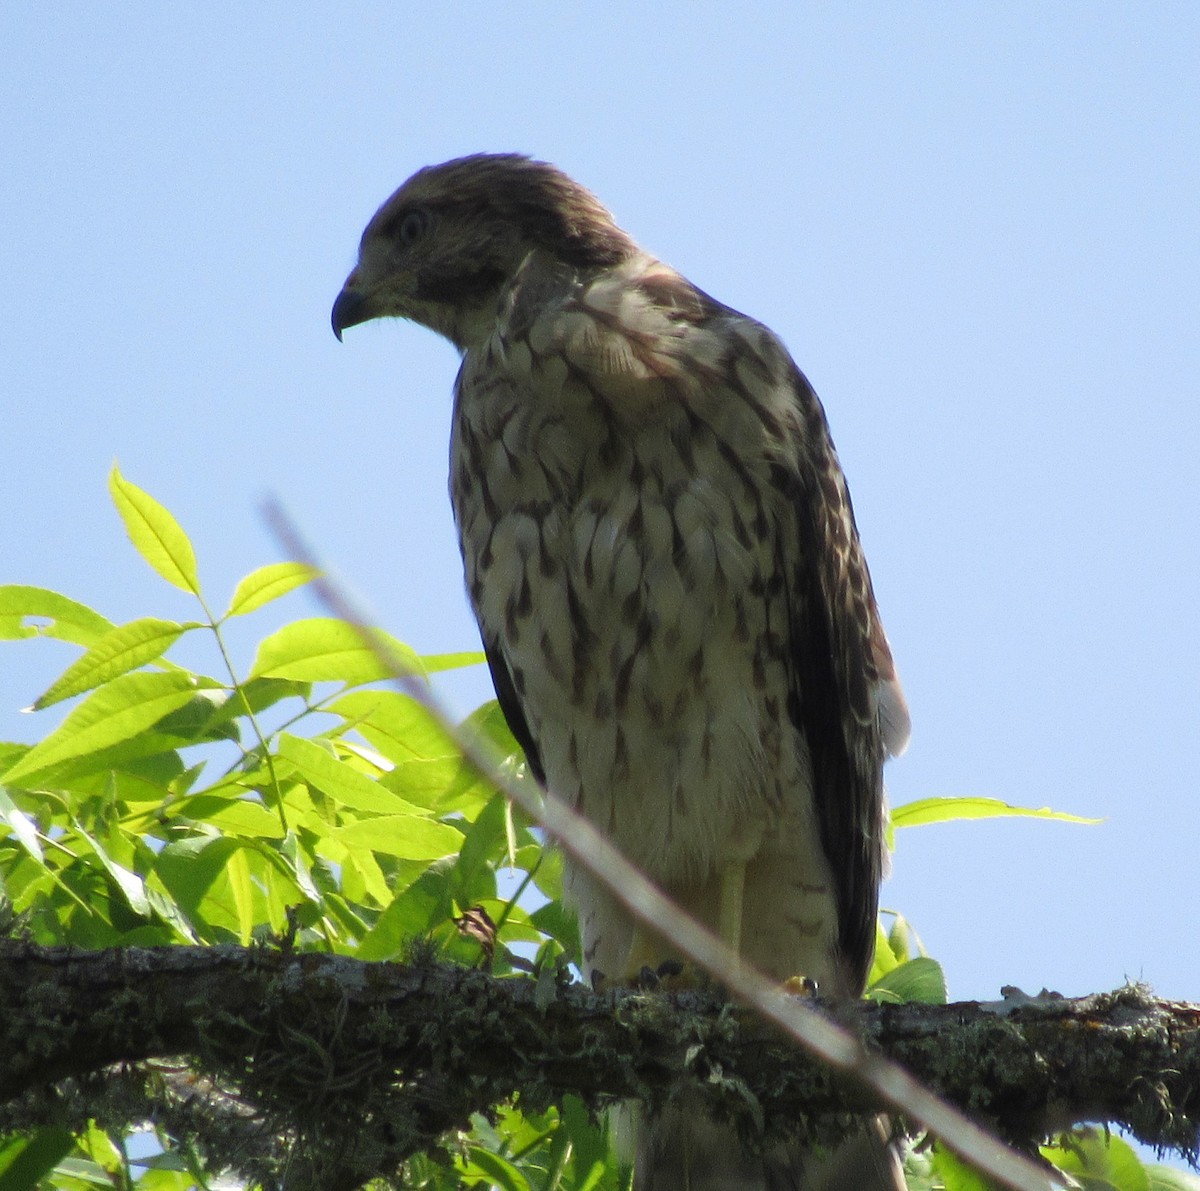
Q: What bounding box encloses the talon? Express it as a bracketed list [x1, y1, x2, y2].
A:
[590, 968, 607, 991]
[656, 959, 685, 980]
[783, 975, 819, 997]
[636, 965, 660, 990]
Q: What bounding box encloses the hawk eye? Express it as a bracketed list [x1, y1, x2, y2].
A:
[397, 208, 431, 246]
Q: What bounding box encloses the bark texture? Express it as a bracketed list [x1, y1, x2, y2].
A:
[2, 942, 1198, 1188]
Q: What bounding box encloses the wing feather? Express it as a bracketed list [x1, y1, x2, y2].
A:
[781, 358, 904, 993]
[483, 639, 545, 784]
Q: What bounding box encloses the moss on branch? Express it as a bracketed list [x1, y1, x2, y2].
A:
[1, 942, 1197, 1189]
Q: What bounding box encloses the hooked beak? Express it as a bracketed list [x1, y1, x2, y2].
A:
[331, 286, 371, 341]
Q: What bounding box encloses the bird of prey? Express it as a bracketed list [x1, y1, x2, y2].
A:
[332, 153, 909, 1190]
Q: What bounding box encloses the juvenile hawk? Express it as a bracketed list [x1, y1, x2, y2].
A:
[333, 153, 909, 1190]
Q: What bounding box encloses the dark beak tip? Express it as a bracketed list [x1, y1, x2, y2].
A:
[331, 287, 368, 342]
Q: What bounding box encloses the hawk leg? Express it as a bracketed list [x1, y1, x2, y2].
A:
[717, 858, 746, 957]
[622, 858, 750, 984]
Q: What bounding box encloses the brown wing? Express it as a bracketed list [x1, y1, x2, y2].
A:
[483, 638, 545, 785]
[639, 274, 905, 992]
[781, 357, 905, 993]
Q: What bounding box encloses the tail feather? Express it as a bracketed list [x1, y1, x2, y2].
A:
[634, 1102, 904, 1191]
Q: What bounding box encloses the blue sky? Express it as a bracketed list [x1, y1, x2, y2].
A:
[3, 0, 1198, 1094]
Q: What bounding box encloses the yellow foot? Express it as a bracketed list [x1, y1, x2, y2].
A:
[617, 925, 707, 990]
[782, 975, 820, 997]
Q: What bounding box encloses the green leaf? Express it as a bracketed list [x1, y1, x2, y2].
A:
[203, 677, 311, 728]
[0, 787, 43, 861]
[419, 650, 486, 672]
[74, 827, 152, 919]
[460, 1147, 533, 1191]
[249, 617, 421, 684]
[867, 956, 947, 1005]
[80, 1120, 125, 1175]
[276, 733, 427, 815]
[929, 1143, 996, 1191]
[155, 836, 287, 942]
[529, 845, 564, 902]
[455, 792, 509, 895]
[884, 911, 928, 966]
[223, 562, 318, 618]
[224, 845, 255, 944]
[108, 464, 200, 594]
[2, 671, 208, 785]
[32, 618, 191, 709]
[152, 691, 240, 745]
[0, 585, 115, 646]
[173, 792, 283, 839]
[560, 1094, 611, 1188]
[1147, 1166, 1200, 1191]
[890, 796, 1101, 835]
[468, 699, 523, 757]
[359, 863, 453, 960]
[337, 835, 394, 906]
[278, 829, 323, 906]
[330, 690, 460, 762]
[529, 900, 580, 962]
[0, 1128, 76, 1189]
[47, 1153, 135, 1186]
[0, 743, 27, 771]
[868, 921, 899, 984]
[10, 729, 185, 790]
[335, 814, 463, 861]
[142, 876, 200, 945]
[1043, 1129, 1151, 1191]
[380, 758, 493, 816]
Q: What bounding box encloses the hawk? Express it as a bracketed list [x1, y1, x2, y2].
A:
[333, 154, 909, 1190]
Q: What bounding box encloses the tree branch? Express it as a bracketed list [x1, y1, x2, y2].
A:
[2, 942, 1197, 1189]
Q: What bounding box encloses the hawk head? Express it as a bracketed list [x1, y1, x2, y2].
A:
[331, 153, 637, 350]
